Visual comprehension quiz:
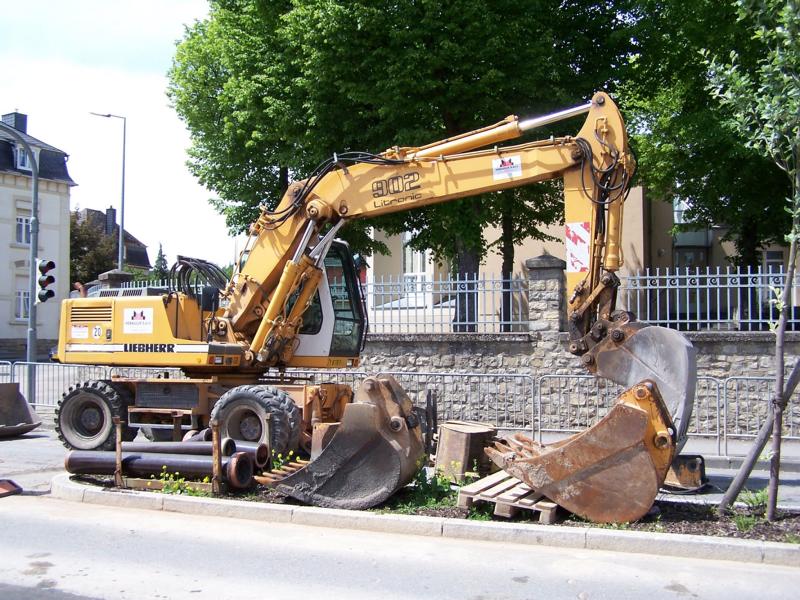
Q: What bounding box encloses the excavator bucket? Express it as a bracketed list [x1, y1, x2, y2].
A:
[275, 375, 424, 509]
[591, 321, 696, 450]
[0, 383, 41, 438]
[486, 381, 675, 523]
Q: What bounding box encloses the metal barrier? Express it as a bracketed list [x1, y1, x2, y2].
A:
[0, 361, 12, 383]
[109, 366, 187, 380]
[723, 376, 800, 455]
[379, 371, 536, 432]
[7, 361, 797, 455]
[281, 369, 369, 391]
[363, 273, 529, 334]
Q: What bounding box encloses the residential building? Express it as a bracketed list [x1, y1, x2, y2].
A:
[0, 111, 74, 358]
[77, 206, 151, 271]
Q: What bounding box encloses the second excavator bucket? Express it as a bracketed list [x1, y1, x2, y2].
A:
[486, 381, 675, 523]
[275, 375, 424, 509]
[0, 382, 41, 438]
[591, 321, 696, 450]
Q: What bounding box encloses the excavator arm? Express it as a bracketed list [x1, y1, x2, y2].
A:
[228, 93, 630, 364]
[222, 93, 696, 522]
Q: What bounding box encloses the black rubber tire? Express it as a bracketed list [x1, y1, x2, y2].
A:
[55, 380, 135, 450]
[210, 385, 301, 455]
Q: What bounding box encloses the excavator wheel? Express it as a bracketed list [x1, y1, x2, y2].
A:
[56, 380, 135, 450]
[210, 385, 300, 455]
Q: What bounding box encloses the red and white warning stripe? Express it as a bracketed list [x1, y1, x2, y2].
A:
[565, 221, 590, 273]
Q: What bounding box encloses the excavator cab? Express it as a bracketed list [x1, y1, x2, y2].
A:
[290, 240, 367, 367]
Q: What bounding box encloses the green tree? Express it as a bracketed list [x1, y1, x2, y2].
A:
[169, 1, 635, 328]
[152, 243, 169, 280]
[705, 0, 800, 521]
[70, 211, 117, 284]
[622, 0, 791, 266]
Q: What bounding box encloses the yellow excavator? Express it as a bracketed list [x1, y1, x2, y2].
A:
[52, 92, 696, 522]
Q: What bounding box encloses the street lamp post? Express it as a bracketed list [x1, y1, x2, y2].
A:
[90, 112, 126, 270]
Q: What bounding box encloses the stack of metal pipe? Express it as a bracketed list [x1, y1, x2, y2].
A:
[64, 431, 269, 491]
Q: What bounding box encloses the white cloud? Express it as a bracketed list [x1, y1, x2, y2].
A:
[0, 1, 246, 268]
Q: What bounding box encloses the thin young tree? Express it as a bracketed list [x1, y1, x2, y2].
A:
[705, 0, 800, 520]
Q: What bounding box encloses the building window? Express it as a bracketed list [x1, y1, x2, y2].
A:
[16, 215, 31, 245]
[764, 250, 784, 273]
[673, 198, 690, 224]
[15, 145, 31, 170]
[402, 231, 426, 275]
[15, 290, 30, 320]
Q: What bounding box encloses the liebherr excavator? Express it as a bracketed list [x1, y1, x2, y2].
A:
[53, 92, 696, 522]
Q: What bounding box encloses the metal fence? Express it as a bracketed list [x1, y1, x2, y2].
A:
[8, 363, 186, 408]
[0, 360, 12, 383]
[363, 274, 529, 334]
[120, 274, 531, 335]
[121, 266, 800, 333]
[619, 266, 800, 331]
[13, 361, 797, 454]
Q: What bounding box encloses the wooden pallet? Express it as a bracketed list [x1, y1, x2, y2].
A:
[457, 470, 560, 523]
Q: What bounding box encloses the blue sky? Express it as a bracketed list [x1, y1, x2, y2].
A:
[0, 1, 243, 267]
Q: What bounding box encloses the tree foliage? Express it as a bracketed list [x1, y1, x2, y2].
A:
[153, 243, 169, 280]
[70, 211, 117, 284]
[168, 0, 635, 274]
[621, 0, 791, 266]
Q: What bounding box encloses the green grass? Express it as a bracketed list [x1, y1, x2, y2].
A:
[374, 464, 458, 514]
[733, 514, 759, 532]
[149, 468, 211, 497]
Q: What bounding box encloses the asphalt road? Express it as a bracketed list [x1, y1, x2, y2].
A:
[2, 429, 800, 599]
[1, 494, 799, 600]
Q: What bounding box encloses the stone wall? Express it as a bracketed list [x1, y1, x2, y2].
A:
[0, 339, 56, 362]
[359, 254, 800, 442]
[361, 331, 800, 381]
[361, 332, 800, 378]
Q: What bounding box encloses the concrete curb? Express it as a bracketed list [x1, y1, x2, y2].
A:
[50, 475, 799, 568]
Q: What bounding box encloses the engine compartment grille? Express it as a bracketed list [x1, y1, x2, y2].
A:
[70, 305, 113, 323]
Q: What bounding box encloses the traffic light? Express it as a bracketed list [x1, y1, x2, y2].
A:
[37, 259, 56, 303]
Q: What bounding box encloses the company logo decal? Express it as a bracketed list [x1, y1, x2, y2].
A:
[123, 308, 154, 334]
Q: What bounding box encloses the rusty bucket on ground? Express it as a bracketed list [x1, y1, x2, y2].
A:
[275, 375, 424, 510]
[487, 381, 676, 524]
[0, 383, 41, 438]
